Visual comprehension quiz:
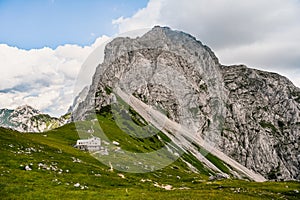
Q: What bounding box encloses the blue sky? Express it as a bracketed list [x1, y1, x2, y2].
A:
[0, 0, 299, 116]
[0, 0, 148, 49]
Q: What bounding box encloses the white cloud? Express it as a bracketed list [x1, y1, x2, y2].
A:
[0, 35, 110, 117]
[112, 0, 162, 32]
[2, 0, 300, 117]
[113, 0, 300, 87]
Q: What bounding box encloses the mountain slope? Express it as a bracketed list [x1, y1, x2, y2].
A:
[72, 26, 300, 181]
[114, 87, 265, 182]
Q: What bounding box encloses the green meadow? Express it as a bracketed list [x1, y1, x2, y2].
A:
[0, 112, 299, 199]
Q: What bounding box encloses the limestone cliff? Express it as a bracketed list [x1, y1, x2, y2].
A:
[72, 26, 300, 180]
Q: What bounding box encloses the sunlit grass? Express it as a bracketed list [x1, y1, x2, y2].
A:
[0, 114, 299, 199]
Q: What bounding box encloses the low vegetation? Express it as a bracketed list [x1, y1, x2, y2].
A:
[0, 112, 299, 199]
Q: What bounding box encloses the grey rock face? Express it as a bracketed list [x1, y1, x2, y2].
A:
[73, 26, 225, 133]
[72, 26, 300, 180]
[220, 65, 300, 180]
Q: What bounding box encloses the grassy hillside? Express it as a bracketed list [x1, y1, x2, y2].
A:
[0, 113, 299, 199]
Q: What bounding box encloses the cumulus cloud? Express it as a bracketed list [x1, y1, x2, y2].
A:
[0, 35, 110, 116]
[2, 0, 300, 117]
[113, 0, 300, 87]
[112, 0, 162, 31]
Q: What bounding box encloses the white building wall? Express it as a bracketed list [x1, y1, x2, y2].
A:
[75, 137, 101, 151]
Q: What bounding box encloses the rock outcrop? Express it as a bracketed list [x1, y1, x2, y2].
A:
[220, 65, 300, 180]
[72, 26, 300, 180]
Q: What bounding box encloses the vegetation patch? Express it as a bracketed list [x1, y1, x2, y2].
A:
[259, 121, 277, 133]
[104, 86, 112, 95]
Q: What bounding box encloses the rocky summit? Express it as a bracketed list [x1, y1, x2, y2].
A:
[72, 26, 300, 181]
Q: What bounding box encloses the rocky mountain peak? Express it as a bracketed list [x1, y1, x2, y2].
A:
[0, 105, 70, 133]
[72, 26, 300, 181]
[13, 105, 41, 118]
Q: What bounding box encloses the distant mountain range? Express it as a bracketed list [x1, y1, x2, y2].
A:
[0, 105, 70, 132]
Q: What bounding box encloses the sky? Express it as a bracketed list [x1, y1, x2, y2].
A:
[0, 0, 300, 117]
[0, 0, 148, 49]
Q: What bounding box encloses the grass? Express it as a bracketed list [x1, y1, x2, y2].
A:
[192, 141, 231, 174]
[0, 112, 299, 199]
